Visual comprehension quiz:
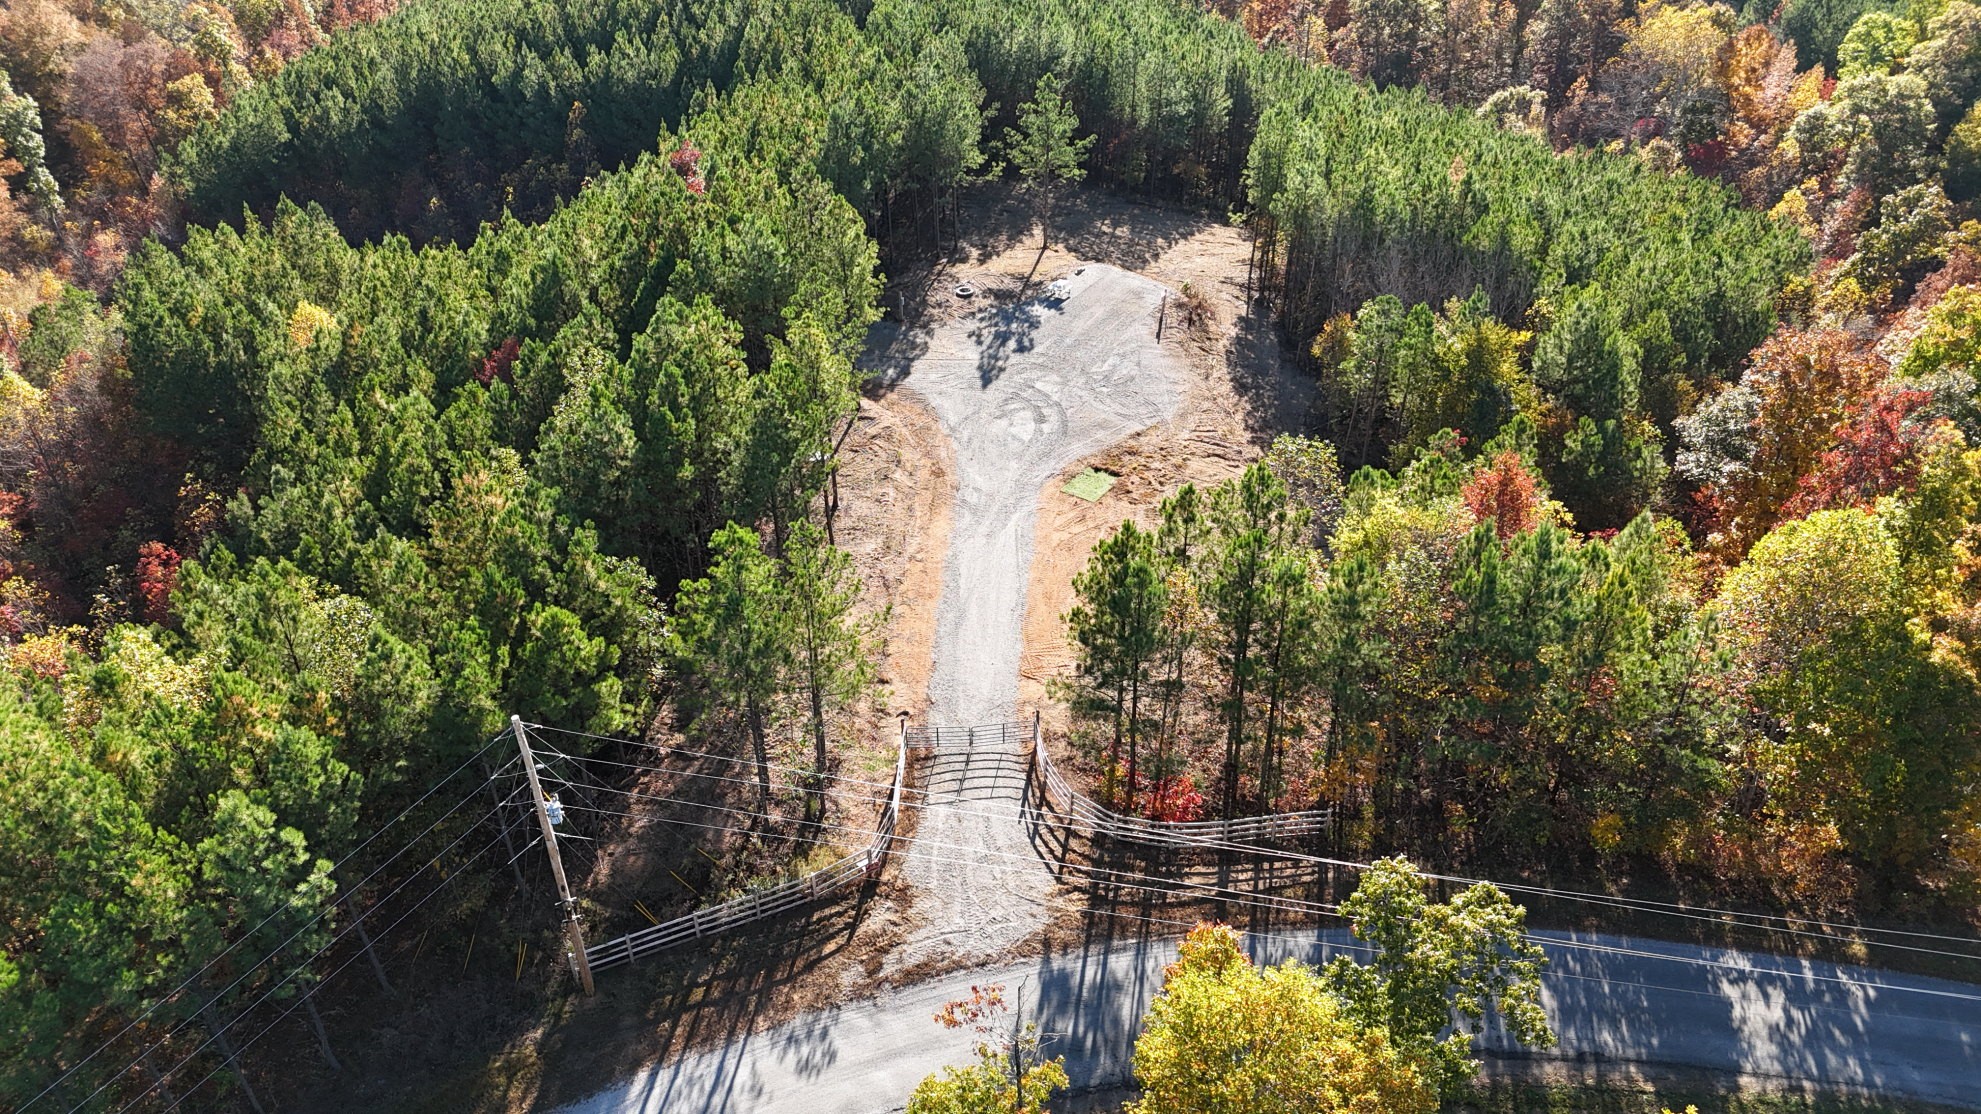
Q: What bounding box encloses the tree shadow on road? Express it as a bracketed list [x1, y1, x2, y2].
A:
[970, 298, 1065, 386]
[503, 880, 897, 1114]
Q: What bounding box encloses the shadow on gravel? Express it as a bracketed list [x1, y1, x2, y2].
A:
[861, 319, 926, 397]
[970, 298, 1065, 386]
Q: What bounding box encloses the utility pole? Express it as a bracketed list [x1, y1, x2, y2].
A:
[1011, 981, 1024, 1114]
[511, 715, 595, 996]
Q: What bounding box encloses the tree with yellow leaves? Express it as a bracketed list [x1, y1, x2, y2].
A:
[908, 984, 1069, 1114]
[1131, 923, 1436, 1114]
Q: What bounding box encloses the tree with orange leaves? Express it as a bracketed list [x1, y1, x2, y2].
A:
[1693, 328, 1885, 555]
[1460, 450, 1540, 539]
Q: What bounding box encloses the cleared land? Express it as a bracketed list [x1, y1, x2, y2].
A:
[866, 261, 1186, 967]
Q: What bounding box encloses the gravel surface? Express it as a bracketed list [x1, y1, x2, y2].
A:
[872, 264, 1186, 967]
[552, 929, 1981, 1113]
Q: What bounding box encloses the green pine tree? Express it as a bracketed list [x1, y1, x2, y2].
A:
[782, 520, 882, 829]
[1003, 73, 1095, 249]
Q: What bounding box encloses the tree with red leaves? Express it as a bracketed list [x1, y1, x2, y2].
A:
[668, 140, 706, 195]
[1711, 328, 1884, 556]
[1141, 773, 1206, 822]
[1461, 450, 1540, 539]
[476, 336, 520, 386]
[1785, 387, 1941, 516]
[134, 540, 179, 625]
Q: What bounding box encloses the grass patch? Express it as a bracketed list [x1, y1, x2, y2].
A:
[1064, 468, 1117, 502]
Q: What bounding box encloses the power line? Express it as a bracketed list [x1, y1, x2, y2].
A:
[144, 825, 515, 1114]
[548, 720, 1981, 948]
[96, 809, 512, 1114]
[61, 781, 525, 1114]
[21, 733, 515, 1114]
[547, 785, 1981, 1006]
[553, 798, 1343, 927]
[81, 721, 1981, 1112]
[530, 729, 1981, 961]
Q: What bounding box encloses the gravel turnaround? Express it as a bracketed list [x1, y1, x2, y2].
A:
[553, 929, 1981, 1113]
[884, 264, 1186, 967]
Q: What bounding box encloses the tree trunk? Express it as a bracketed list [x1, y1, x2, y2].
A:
[1109, 680, 1126, 808]
[351, 903, 395, 995]
[807, 669, 829, 831]
[747, 701, 772, 829]
[204, 1006, 268, 1114]
[142, 1050, 179, 1109]
[301, 992, 343, 1072]
[1223, 602, 1255, 824]
[1125, 673, 1143, 815]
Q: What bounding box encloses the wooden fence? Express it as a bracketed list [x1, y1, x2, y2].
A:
[583, 714, 1331, 972]
[585, 728, 909, 972]
[1027, 717, 1331, 850]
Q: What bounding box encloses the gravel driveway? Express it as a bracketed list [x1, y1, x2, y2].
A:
[876, 263, 1185, 966]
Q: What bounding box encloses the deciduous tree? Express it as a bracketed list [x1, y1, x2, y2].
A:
[1131, 923, 1435, 1114]
[1323, 858, 1554, 1096]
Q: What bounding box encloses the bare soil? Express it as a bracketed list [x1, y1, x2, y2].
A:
[831, 385, 956, 725]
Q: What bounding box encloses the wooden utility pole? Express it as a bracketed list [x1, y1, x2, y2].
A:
[511, 715, 595, 996]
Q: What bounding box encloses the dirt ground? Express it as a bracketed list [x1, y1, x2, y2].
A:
[830, 384, 955, 726]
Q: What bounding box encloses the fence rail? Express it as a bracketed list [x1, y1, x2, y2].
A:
[904, 721, 1028, 752]
[586, 727, 909, 972]
[584, 714, 1330, 972]
[1029, 724, 1331, 849]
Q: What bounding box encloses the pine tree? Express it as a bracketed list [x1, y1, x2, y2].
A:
[1204, 464, 1307, 820]
[670, 523, 791, 825]
[1002, 73, 1095, 249]
[1067, 520, 1166, 810]
[782, 520, 881, 829]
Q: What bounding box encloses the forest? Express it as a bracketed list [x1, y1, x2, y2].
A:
[1, 0, 1978, 1108]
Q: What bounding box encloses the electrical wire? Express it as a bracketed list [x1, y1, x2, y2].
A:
[25, 736, 518, 1114]
[545, 786, 1981, 1005]
[144, 825, 516, 1114]
[84, 800, 514, 1114]
[528, 729, 1981, 961]
[88, 722, 1981, 1112]
[533, 721, 1981, 948]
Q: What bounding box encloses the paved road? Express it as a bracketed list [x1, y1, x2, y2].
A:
[553, 928, 1981, 1112]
